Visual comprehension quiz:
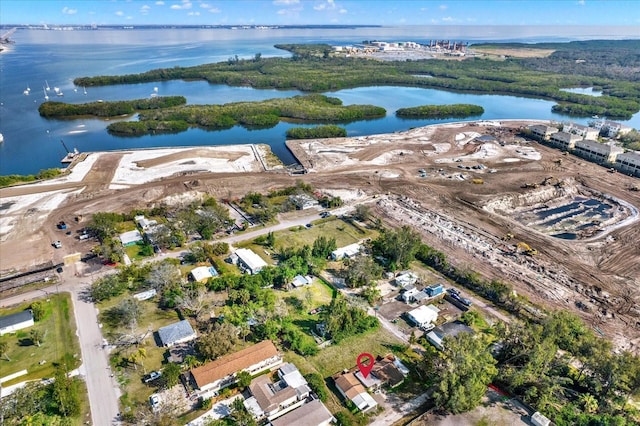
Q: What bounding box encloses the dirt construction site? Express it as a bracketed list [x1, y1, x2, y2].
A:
[2, 121, 640, 351]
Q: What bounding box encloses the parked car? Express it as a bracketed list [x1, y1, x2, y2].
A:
[149, 394, 160, 411]
[52, 241, 62, 249]
[144, 371, 162, 383]
[420, 323, 435, 332]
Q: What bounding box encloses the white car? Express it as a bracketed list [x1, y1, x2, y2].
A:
[53, 241, 62, 249]
[149, 394, 160, 411]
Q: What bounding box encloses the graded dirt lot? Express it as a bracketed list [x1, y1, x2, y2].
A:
[2, 122, 640, 352]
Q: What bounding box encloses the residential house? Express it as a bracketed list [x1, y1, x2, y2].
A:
[0, 310, 34, 336]
[528, 124, 558, 140]
[406, 305, 439, 328]
[157, 320, 197, 347]
[614, 151, 640, 177]
[401, 287, 420, 304]
[189, 340, 282, 399]
[425, 283, 444, 297]
[244, 363, 311, 420]
[190, 266, 218, 282]
[234, 248, 268, 275]
[289, 194, 319, 210]
[531, 411, 552, 426]
[119, 230, 143, 246]
[549, 131, 581, 150]
[425, 321, 474, 351]
[269, 399, 335, 426]
[412, 290, 430, 304]
[333, 372, 377, 413]
[331, 243, 362, 261]
[291, 275, 312, 288]
[574, 139, 623, 164]
[135, 215, 157, 231]
[355, 354, 409, 391]
[394, 271, 418, 287]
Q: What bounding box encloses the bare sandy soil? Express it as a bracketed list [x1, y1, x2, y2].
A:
[2, 122, 640, 353]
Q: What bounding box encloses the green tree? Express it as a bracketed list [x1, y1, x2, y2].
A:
[343, 255, 382, 288]
[0, 340, 10, 361]
[196, 322, 239, 361]
[128, 347, 146, 371]
[304, 373, 328, 402]
[30, 328, 44, 347]
[230, 397, 257, 426]
[432, 333, 498, 414]
[31, 301, 46, 322]
[236, 370, 252, 389]
[372, 225, 422, 270]
[163, 362, 181, 387]
[52, 367, 81, 417]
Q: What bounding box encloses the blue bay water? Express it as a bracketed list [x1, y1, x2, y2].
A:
[1, 26, 639, 175]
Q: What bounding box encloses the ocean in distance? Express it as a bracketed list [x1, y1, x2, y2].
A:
[1, 25, 639, 175]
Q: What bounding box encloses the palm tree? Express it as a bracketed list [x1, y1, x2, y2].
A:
[580, 393, 598, 414]
[128, 348, 146, 371]
[184, 355, 201, 370]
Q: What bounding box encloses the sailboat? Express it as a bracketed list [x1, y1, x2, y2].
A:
[83, 86, 87, 95]
[45, 80, 50, 91]
[23, 84, 31, 95]
[43, 87, 49, 101]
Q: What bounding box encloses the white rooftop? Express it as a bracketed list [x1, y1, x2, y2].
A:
[119, 230, 143, 245]
[235, 248, 268, 272]
[191, 266, 218, 282]
[407, 304, 438, 325]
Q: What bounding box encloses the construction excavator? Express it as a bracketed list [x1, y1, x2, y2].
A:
[517, 242, 538, 256]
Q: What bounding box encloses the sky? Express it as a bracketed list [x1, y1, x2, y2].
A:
[1, 0, 639, 26]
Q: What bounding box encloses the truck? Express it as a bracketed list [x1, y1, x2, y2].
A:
[56, 221, 67, 230]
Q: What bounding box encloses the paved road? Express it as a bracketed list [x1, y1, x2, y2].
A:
[70, 286, 121, 426]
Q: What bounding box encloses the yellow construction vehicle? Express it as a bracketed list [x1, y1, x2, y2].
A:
[517, 242, 538, 256]
[502, 233, 514, 241]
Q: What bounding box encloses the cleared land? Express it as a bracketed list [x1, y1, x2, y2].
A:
[471, 46, 556, 58]
[1, 120, 640, 355]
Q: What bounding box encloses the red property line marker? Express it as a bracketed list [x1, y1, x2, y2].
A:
[356, 352, 375, 379]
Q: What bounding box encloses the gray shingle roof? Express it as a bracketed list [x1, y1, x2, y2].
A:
[158, 320, 196, 346]
[0, 310, 33, 329]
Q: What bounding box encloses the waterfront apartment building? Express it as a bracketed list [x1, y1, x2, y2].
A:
[590, 120, 633, 138]
[574, 140, 624, 164]
[549, 131, 582, 150]
[528, 124, 558, 140]
[564, 122, 599, 140]
[614, 151, 640, 177]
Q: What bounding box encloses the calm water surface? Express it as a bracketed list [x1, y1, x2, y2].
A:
[1, 26, 639, 174]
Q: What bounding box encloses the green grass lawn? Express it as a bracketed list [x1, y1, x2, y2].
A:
[0, 293, 80, 386]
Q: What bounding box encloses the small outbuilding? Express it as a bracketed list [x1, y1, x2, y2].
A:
[0, 310, 35, 336]
[158, 320, 197, 347]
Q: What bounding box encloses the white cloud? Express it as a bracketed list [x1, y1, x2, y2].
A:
[339, 8, 347, 14]
[442, 16, 455, 22]
[115, 10, 124, 16]
[208, 7, 221, 13]
[155, 1, 165, 4]
[577, 0, 585, 4]
[273, 0, 299, 4]
[140, 4, 151, 14]
[439, 4, 448, 10]
[314, 0, 337, 11]
[188, 11, 200, 16]
[62, 6, 77, 15]
[200, 2, 211, 8]
[170, 4, 181, 9]
[126, 15, 133, 20]
[182, 1, 192, 9]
